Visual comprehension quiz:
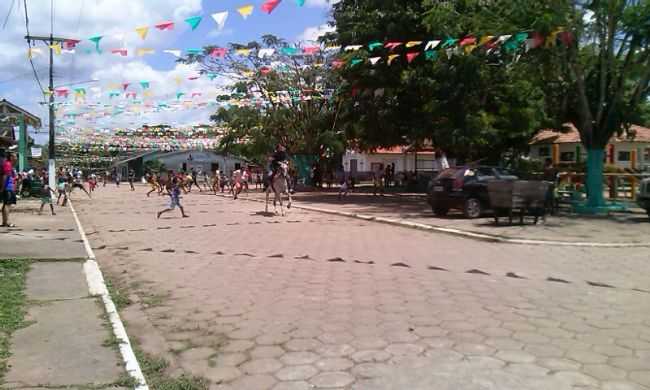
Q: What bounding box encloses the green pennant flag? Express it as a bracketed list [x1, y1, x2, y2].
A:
[207, 73, 217, 80]
[281, 47, 298, 56]
[296, 0, 306, 5]
[186, 48, 203, 55]
[350, 58, 363, 66]
[140, 81, 150, 89]
[425, 50, 438, 61]
[368, 41, 383, 51]
[441, 38, 458, 48]
[176, 92, 185, 100]
[185, 15, 202, 31]
[89, 35, 103, 53]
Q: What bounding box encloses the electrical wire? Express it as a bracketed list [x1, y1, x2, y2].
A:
[2, 0, 16, 29]
[23, 0, 45, 93]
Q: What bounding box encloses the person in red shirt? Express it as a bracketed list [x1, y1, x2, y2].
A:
[1, 152, 18, 227]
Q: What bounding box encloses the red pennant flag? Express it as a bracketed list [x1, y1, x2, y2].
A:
[209, 48, 228, 57]
[302, 46, 320, 55]
[111, 48, 128, 56]
[155, 21, 174, 30]
[332, 60, 345, 69]
[260, 66, 272, 75]
[459, 36, 477, 46]
[384, 42, 403, 51]
[529, 32, 544, 49]
[261, 0, 282, 14]
[406, 52, 420, 63]
[192, 92, 202, 98]
[63, 39, 80, 49]
[188, 76, 200, 80]
[122, 83, 130, 91]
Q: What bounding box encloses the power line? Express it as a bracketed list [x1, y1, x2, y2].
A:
[2, 0, 16, 29]
[23, 0, 45, 93]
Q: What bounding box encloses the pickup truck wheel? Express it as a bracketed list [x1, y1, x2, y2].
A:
[463, 198, 482, 219]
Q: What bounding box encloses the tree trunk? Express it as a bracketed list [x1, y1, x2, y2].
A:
[585, 148, 606, 208]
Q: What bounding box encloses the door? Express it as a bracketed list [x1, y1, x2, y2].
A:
[350, 159, 358, 176]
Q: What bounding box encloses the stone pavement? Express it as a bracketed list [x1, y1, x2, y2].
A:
[0, 199, 125, 388]
[248, 191, 650, 245]
[73, 185, 650, 390]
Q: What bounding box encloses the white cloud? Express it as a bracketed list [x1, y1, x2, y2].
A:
[297, 24, 335, 43]
[304, 0, 341, 8]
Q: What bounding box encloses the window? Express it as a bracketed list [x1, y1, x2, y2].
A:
[644, 148, 650, 161]
[560, 152, 575, 162]
[618, 151, 631, 162]
[538, 147, 550, 157]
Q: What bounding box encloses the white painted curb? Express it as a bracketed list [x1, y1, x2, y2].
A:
[220, 193, 650, 248]
[69, 200, 149, 390]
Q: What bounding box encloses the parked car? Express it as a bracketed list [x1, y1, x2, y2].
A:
[637, 178, 650, 218]
[427, 166, 518, 218]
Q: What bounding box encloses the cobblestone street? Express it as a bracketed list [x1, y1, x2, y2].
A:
[73, 186, 650, 390]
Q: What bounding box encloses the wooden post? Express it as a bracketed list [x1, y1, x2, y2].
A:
[631, 176, 637, 200]
[631, 150, 637, 170]
[552, 144, 560, 165]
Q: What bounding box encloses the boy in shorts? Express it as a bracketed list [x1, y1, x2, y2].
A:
[156, 178, 189, 219]
[39, 183, 56, 215]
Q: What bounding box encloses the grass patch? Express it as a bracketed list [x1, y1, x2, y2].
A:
[0, 259, 30, 382]
[134, 346, 209, 390]
[105, 278, 132, 310]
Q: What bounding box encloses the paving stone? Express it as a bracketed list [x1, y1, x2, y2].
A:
[350, 350, 392, 363]
[251, 346, 285, 359]
[452, 343, 495, 356]
[352, 363, 392, 378]
[179, 347, 217, 362]
[240, 358, 283, 375]
[505, 363, 550, 377]
[537, 358, 582, 371]
[351, 336, 388, 350]
[214, 353, 248, 367]
[314, 358, 354, 372]
[495, 350, 537, 364]
[257, 333, 292, 345]
[465, 356, 506, 369]
[229, 374, 277, 390]
[280, 352, 320, 365]
[275, 365, 319, 381]
[566, 349, 608, 364]
[629, 371, 650, 387]
[309, 371, 355, 388]
[484, 337, 524, 350]
[551, 371, 599, 387]
[315, 344, 355, 357]
[223, 340, 255, 353]
[285, 338, 323, 352]
[385, 343, 424, 356]
[583, 364, 627, 381]
[423, 349, 464, 362]
[204, 366, 243, 383]
[594, 344, 634, 357]
[602, 381, 646, 390]
[271, 381, 312, 390]
[523, 344, 565, 358]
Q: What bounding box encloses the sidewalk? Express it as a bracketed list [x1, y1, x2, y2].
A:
[239, 190, 650, 246]
[0, 200, 126, 388]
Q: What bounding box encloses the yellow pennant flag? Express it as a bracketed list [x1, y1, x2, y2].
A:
[27, 47, 43, 58]
[135, 26, 149, 40]
[137, 48, 155, 56]
[464, 44, 477, 54]
[143, 90, 153, 98]
[545, 29, 562, 48]
[479, 36, 494, 46]
[387, 54, 400, 65]
[237, 5, 254, 19]
[174, 76, 183, 85]
[236, 48, 251, 56]
[405, 41, 422, 48]
[49, 43, 62, 55]
[242, 71, 254, 77]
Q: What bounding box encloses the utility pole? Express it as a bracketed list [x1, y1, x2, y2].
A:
[25, 35, 66, 189]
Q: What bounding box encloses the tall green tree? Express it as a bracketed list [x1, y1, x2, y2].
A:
[422, 0, 650, 208]
[327, 0, 549, 163]
[179, 35, 345, 163]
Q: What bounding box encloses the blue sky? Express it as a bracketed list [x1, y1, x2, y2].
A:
[0, 0, 336, 143]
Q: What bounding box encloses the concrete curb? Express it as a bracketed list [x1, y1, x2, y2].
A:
[222, 193, 650, 248]
[68, 200, 149, 390]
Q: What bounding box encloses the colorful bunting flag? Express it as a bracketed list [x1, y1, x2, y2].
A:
[237, 5, 254, 19]
[209, 48, 228, 57]
[258, 48, 275, 58]
[406, 52, 420, 63]
[27, 47, 43, 58]
[211, 12, 228, 30]
[302, 46, 320, 55]
[163, 49, 181, 57]
[122, 83, 130, 91]
[344, 45, 362, 52]
[425, 40, 440, 51]
[261, 0, 282, 14]
[424, 50, 437, 60]
[525, 32, 544, 50]
[350, 58, 363, 66]
[385, 42, 403, 51]
[63, 39, 80, 49]
[406, 41, 422, 48]
[369, 57, 381, 65]
[295, 0, 306, 5]
[368, 42, 383, 51]
[281, 47, 298, 56]
[185, 16, 202, 31]
[111, 48, 128, 56]
[49, 43, 62, 55]
[140, 81, 150, 89]
[136, 48, 155, 56]
[236, 48, 252, 56]
[387, 54, 400, 65]
[135, 26, 149, 40]
[186, 48, 204, 55]
[88, 35, 103, 52]
[459, 36, 477, 46]
[155, 21, 174, 31]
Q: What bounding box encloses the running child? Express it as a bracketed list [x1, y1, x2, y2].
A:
[157, 177, 189, 219]
[39, 182, 56, 215]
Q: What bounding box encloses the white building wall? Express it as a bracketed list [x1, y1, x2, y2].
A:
[343, 150, 436, 174]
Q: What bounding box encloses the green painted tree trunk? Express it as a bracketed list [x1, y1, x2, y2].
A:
[585, 148, 605, 208]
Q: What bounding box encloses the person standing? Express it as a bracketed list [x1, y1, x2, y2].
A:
[39, 182, 56, 216]
[1, 152, 17, 227]
[128, 169, 136, 191]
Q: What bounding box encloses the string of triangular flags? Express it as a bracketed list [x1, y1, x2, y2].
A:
[27, 0, 310, 58]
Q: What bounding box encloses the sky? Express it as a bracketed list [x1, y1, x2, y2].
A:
[0, 0, 337, 143]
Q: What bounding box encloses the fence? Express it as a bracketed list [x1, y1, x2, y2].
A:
[557, 172, 650, 201]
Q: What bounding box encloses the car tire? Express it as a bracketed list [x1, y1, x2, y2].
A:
[432, 206, 449, 216]
[463, 198, 482, 219]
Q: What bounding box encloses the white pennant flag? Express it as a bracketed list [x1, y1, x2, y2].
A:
[497, 35, 512, 43]
[369, 57, 381, 65]
[425, 40, 441, 51]
[258, 48, 275, 58]
[211, 11, 229, 31]
[344, 45, 363, 52]
[163, 49, 182, 57]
